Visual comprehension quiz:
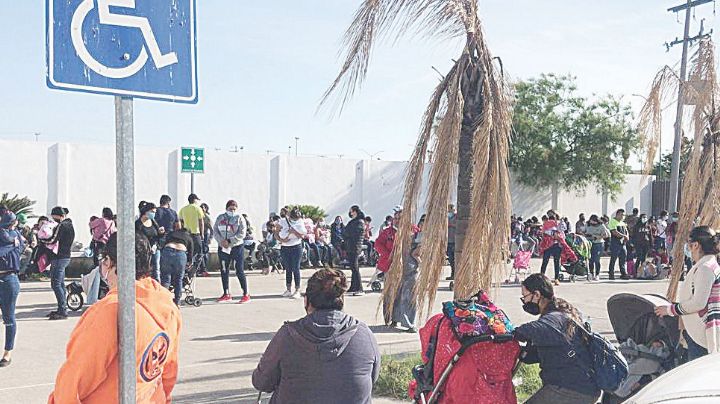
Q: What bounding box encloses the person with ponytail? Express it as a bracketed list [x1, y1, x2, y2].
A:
[514, 273, 600, 404]
[656, 225, 720, 361]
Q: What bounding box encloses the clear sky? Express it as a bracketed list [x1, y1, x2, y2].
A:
[1, 1, 717, 162]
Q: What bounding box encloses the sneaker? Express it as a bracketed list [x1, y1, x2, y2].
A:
[405, 327, 418, 334]
[217, 294, 232, 303]
[49, 312, 68, 321]
[198, 271, 210, 278]
[46, 310, 58, 317]
[291, 289, 300, 298]
[238, 295, 251, 304]
[281, 290, 292, 298]
[0, 358, 11, 367]
[353, 290, 366, 296]
[620, 275, 630, 280]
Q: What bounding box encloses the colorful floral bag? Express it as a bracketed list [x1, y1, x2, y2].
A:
[441, 291, 514, 340]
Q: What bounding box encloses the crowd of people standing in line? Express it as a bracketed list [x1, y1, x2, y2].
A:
[511, 208, 678, 284]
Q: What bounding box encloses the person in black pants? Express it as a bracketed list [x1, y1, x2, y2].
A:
[540, 244, 562, 281]
[343, 205, 366, 296]
[633, 214, 654, 276]
[608, 209, 630, 280]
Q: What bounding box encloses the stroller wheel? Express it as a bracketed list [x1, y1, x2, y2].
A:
[185, 296, 195, 305]
[67, 292, 84, 312]
[193, 299, 203, 307]
[371, 281, 382, 293]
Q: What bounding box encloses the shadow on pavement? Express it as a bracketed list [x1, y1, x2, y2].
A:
[174, 387, 265, 403]
[198, 352, 263, 365]
[179, 369, 254, 385]
[192, 332, 277, 343]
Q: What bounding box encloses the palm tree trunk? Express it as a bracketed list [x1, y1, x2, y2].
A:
[454, 123, 474, 287]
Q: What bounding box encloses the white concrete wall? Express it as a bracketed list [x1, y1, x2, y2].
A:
[0, 139, 654, 245]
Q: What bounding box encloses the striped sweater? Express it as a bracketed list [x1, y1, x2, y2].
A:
[668, 255, 720, 353]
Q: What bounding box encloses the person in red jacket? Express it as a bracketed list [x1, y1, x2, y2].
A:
[48, 232, 182, 404]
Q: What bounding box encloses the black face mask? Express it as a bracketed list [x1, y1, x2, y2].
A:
[522, 301, 541, 316]
[348, 213, 353, 219]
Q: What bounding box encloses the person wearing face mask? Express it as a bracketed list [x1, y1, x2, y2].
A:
[135, 201, 164, 281]
[584, 215, 609, 281]
[47, 206, 75, 321]
[632, 214, 654, 278]
[608, 209, 630, 280]
[0, 211, 25, 367]
[654, 210, 669, 252]
[655, 226, 720, 361]
[276, 207, 308, 298]
[514, 273, 600, 404]
[213, 200, 249, 303]
[252, 269, 380, 404]
[49, 232, 181, 403]
[343, 205, 367, 295]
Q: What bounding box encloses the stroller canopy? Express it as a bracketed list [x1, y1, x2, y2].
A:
[607, 293, 680, 348]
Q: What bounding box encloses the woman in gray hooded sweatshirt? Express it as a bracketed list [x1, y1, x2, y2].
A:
[253, 269, 381, 403]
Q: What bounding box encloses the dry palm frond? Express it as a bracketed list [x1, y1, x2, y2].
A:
[413, 57, 466, 318]
[668, 38, 720, 300]
[636, 67, 679, 174]
[380, 61, 461, 320]
[319, 0, 476, 113]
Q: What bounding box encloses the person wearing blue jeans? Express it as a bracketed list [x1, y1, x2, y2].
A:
[218, 245, 248, 301]
[281, 244, 302, 297]
[0, 273, 19, 365]
[50, 258, 71, 317]
[160, 246, 187, 305]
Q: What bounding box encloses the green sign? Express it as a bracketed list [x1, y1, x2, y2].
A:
[181, 147, 204, 173]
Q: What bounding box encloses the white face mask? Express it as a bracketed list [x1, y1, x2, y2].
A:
[226, 210, 236, 217]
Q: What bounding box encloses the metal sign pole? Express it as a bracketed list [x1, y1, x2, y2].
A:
[115, 95, 136, 404]
[191, 171, 195, 194]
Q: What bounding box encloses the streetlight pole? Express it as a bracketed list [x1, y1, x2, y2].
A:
[294, 137, 299, 156]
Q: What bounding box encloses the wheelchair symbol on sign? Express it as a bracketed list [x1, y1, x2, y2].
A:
[71, 0, 178, 79]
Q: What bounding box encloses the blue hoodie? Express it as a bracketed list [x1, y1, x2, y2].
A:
[0, 228, 25, 272]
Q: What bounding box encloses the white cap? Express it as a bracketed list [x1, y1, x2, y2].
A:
[392, 205, 403, 213]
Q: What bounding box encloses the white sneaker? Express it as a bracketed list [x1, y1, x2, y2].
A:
[281, 290, 292, 297]
[290, 288, 300, 298]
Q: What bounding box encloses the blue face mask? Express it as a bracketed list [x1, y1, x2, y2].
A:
[146, 211, 156, 221]
[684, 243, 692, 259]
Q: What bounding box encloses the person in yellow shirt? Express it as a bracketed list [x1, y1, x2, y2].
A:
[48, 232, 182, 403]
[178, 194, 205, 268]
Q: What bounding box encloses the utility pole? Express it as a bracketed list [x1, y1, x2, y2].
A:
[294, 136, 300, 156]
[666, 0, 714, 212]
[33, 132, 40, 142]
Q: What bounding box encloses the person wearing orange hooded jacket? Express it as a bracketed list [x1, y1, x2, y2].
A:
[48, 232, 182, 404]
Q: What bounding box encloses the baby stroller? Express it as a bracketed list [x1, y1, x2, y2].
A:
[66, 267, 110, 311]
[181, 252, 203, 307]
[506, 247, 532, 284]
[409, 292, 520, 404]
[558, 234, 589, 282]
[601, 293, 681, 403]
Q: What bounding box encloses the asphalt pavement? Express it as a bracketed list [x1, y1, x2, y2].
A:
[0, 258, 668, 403]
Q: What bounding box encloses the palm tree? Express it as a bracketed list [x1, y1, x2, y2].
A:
[637, 39, 720, 300]
[321, 1, 512, 317]
[0, 193, 36, 217]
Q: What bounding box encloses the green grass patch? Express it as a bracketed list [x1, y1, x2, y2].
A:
[373, 353, 422, 400]
[374, 354, 541, 403]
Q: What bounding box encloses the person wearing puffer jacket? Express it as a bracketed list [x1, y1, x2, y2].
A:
[0, 211, 24, 367]
[343, 205, 366, 295]
[214, 200, 249, 303]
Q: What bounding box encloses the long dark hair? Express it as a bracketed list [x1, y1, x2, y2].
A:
[522, 273, 582, 337]
[689, 226, 720, 255]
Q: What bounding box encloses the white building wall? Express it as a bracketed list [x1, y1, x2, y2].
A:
[0, 140, 654, 245]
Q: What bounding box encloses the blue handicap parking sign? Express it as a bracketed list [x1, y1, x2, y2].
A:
[46, 0, 198, 103]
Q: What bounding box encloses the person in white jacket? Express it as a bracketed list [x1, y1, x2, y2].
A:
[213, 200, 249, 303]
[656, 226, 720, 361]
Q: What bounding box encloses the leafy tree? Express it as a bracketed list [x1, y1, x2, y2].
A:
[0, 193, 35, 216]
[652, 137, 692, 180]
[510, 74, 638, 196]
[289, 205, 326, 222]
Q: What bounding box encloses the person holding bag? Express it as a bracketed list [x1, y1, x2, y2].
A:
[214, 200, 250, 303]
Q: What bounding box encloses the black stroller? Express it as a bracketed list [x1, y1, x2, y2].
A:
[178, 252, 203, 307]
[601, 293, 682, 403]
